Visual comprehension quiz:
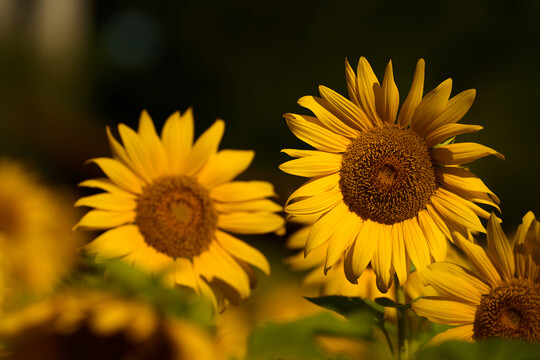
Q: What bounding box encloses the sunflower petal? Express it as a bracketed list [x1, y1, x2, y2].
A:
[279, 153, 342, 177]
[325, 211, 362, 272]
[345, 58, 361, 106]
[218, 212, 284, 235]
[185, 120, 225, 176]
[356, 57, 382, 126]
[89, 158, 143, 194]
[430, 189, 486, 234]
[371, 223, 393, 292]
[391, 223, 408, 286]
[398, 59, 425, 127]
[284, 113, 350, 153]
[428, 325, 474, 345]
[285, 187, 342, 216]
[285, 174, 339, 206]
[161, 109, 194, 174]
[118, 123, 154, 182]
[347, 219, 377, 283]
[453, 232, 501, 287]
[73, 209, 135, 231]
[197, 150, 254, 188]
[425, 124, 483, 148]
[377, 60, 399, 124]
[403, 217, 432, 272]
[305, 201, 347, 255]
[83, 225, 145, 261]
[424, 89, 476, 136]
[411, 78, 452, 136]
[215, 230, 270, 276]
[422, 262, 484, 304]
[431, 142, 505, 165]
[514, 211, 540, 280]
[319, 85, 372, 131]
[137, 110, 167, 177]
[485, 212, 514, 281]
[75, 193, 136, 212]
[78, 178, 136, 199]
[174, 258, 198, 289]
[411, 298, 476, 325]
[210, 181, 275, 202]
[298, 96, 359, 138]
[418, 209, 447, 262]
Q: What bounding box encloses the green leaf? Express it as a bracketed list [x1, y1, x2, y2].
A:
[305, 295, 385, 320]
[417, 339, 540, 360]
[247, 312, 374, 360]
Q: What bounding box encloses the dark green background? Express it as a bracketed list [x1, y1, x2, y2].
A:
[0, 0, 538, 232]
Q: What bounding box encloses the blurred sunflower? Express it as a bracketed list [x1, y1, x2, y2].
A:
[411, 212, 540, 343]
[75, 110, 284, 307]
[280, 57, 503, 291]
[0, 290, 216, 360]
[0, 159, 83, 308]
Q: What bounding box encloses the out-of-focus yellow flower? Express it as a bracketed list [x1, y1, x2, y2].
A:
[411, 212, 540, 343]
[0, 289, 216, 360]
[0, 159, 83, 308]
[280, 57, 503, 292]
[75, 110, 284, 308]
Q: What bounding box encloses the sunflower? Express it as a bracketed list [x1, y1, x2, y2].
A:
[75, 109, 284, 307]
[410, 212, 540, 343]
[280, 57, 503, 291]
[0, 159, 83, 308]
[0, 290, 216, 360]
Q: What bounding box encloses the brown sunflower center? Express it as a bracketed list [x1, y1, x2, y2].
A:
[135, 176, 217, 258]
[473, 278, 540, 342]
[339, 125, 436, 225]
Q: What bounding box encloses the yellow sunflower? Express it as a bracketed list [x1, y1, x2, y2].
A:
[411, 212, 540, 343]
[0, 159, 83, 308]
[280, 57, 503, 291]
[75, 109, 284, 307]
[0, 290, 216, 360]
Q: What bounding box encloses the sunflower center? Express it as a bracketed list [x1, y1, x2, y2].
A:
[473, 278, 540, 342]
[135, 176, 217, 258]
[339, 125, 436, 225]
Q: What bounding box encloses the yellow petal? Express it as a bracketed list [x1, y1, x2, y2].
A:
[430, 189, 486, 233]
[318, 85, 372, 131]
[286, 226, 312, 250]
[215, 199, 281, 213]
[197, 150, 254, 188]
[137, 110, 167, 177]
[216, 230, 270, 276]
[431, 142, 505, 165]
[305, 201, 347, 256]
[346, 219, 377, 283]
[411, 78, 452, 136]
[161, 109, 194, 174]
[403, 217, 432, 272]
[411, 298, 476, 325]
[118, 123, 154, 182]
[75, 193, 136, 212]
[210, 181, 275, 202]
[73, 209, 135, 231]
[453, 232, 501, 287]
[174, 258, 198, 289]
[125, 244, 175, 276]
[487, 212, 515, 280]
[218, 212, 284, 234]
[185, 120, 225, 176]
[106, 126, 132, 168]
[78, 178, 136, 199]
[279, 153, 342, 177]
[356, 57, 382, 126]
[284, 113, 350, 153]
[398, 59, 425, 127]
[89, 158, 143, 194]
[377, 60, 399, 124]
[371, 223, 393, 292]
[83, 225, 145, 261]
[514, 211, 540, 280]
[285, 173, 339, 206]
[425, 123, 483, 148]
[285, 187, 342, 216]
[424, 89, 476, 136]
[418, 210, 447, 262]
[325, 211, 362, 272]
[422, 262, 484, 304]
[391, 223, 408, 286]
[345, 58, 361, 106]
[428, 324, 474, 345]
[298, 96, 359, 138]
[436, 167, 498, 197]
[426, 203, 452, 240]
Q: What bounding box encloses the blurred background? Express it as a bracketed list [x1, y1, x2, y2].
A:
[0, 0, 538, 245]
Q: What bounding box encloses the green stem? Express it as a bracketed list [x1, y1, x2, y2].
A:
[395, 275, 408, 360]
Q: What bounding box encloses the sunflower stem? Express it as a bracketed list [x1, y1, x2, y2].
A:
[395, 276, 408, 360]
